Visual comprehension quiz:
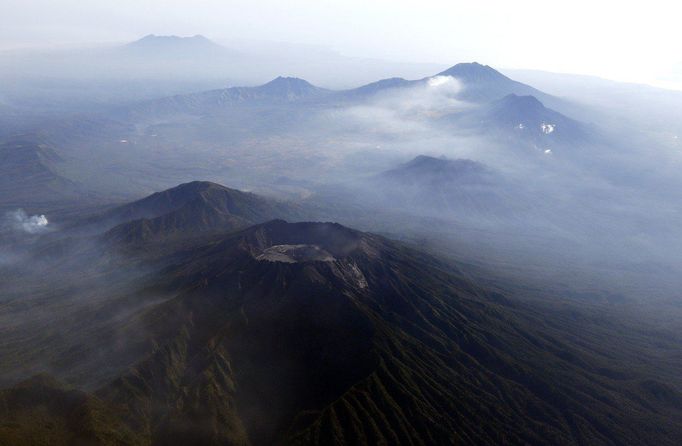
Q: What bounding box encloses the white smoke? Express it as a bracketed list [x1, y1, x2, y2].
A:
[6, 209, 50, 234]
[541, 123, 556, 134]
[323, 75, 470, 137]
[426, 75, 461, 92]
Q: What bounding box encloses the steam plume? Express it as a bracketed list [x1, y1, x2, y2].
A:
[6, 209, 49, 234]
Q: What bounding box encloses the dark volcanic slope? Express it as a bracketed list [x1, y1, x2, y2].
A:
[370, 155, 522, 221]
[100, 181, 302, 243]
[0, 139, 81, 208]
[5, 220, 677, 445]
[0, 375, 142, 446]
[441, 93, 591, 148]
[484, 94, 590, 144]
[106, 221, 682, 445]
[380, 154, 489, 185]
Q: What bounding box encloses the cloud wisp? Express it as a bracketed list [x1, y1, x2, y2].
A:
[5, 209, 50, 234]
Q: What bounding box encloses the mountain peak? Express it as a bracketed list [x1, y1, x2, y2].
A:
[264, 76, 315, 88]
[403, 155, 485, 171]
[123, 34, 227, 56]
[478, 93, 589, 143]
[381, 155, 488, 184]
[406, 154, 449, 165]
[97, 180, 236, 225]
[131, 34, 214, 45]
[160, 180, 224, 195]
[257, 76, 326, 100]
[101, 182, 299, 244]
[124, 181, 230, 210]
[438, 62, 511, 82]
[433, 62, 548, 103]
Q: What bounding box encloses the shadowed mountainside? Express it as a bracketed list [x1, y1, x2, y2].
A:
[437, 62, 550, 103]
[441, 93, 592, 147]
[2, 219, 680, 445]
[0, 139, 82, 209]
[80, 181, 304, 242]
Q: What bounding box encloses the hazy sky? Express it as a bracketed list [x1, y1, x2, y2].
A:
[1, 0, 680, 89]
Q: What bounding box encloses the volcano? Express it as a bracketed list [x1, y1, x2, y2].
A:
[3, 219, 679, 445]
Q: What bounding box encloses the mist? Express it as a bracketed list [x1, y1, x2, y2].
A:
[1, 8, 682, 443]
[287, 72, 682, 301]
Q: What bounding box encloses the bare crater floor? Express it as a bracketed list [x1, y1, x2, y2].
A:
[256, 244, 336, 263]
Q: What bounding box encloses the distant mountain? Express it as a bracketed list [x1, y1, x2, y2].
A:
[250, 76, 329, 101]
[369, 155, 522, 221]
[122, 34, 232, 58]
[342, 62, 552, 103]
[442, 93, 592, 148]
[0, 140, 81, 208]
[504, 67, 682, 129]
[107, 35, 241, 74]
[437, 62, 552, 103]
[4, 219, 681, 444]
[101, 181, 302, 243]
[380, 154, 490, 185]
[487, 94, 590, 143]
[126, 63, 559, 121]
[341, 77, 416, 99]
[5, 62, 590, 208]
[127, 76, 330, 119]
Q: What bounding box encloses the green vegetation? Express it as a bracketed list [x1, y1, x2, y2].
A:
[2, 220, 680, 445]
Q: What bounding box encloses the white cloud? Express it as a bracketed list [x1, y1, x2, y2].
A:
[427, 75, 454, 88]
[6, 209, 50, 234]
[541, 123, 555, 134]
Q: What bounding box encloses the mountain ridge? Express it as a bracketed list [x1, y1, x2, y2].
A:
[95, 181, 303, 243]
[119, 34, 237, 59]
[0, 139, 82, 208]
[436, 62, 555, 104]
[3, 219, 681, 445]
